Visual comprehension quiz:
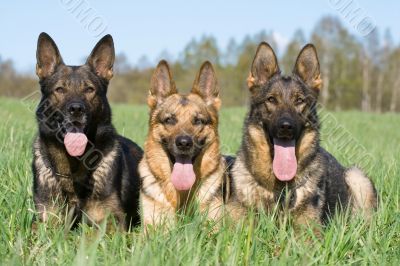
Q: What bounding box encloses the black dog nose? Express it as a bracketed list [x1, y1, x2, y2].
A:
[277, 119, 295, 139]
[67, 102, 85, 117]
[175, 135, 193, 150]
[280, 121, 293, 131]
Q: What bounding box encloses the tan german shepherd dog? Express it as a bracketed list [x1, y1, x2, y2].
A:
[139, 60, 237, 228]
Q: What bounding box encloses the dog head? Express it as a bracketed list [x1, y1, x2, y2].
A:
[147, 60, 220, 190]
[247, 42, 322, 182]
[35, 32, 115, 157]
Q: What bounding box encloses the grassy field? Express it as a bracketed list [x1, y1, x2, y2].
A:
[0, 96, 399, 265]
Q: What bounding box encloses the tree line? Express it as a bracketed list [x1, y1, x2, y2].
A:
[1, 16, 399, 112]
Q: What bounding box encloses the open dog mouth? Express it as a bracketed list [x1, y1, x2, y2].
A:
[271, 137, 297, 182]
[62, 120, 88, 157]
[171, 155, 196, 191]
[166, 151, 197, 191]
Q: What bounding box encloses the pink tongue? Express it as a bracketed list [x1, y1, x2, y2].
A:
[273, 138, 297, 181]
[171, 156, 196, 191]
[64, 132, 88, 157]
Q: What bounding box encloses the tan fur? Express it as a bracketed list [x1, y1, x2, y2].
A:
[83, 193, 125, 229]
[312, 74, 322, 90]
[345, 167, 377, 218]
[91, 143, 119, 195]
[290, 178, 323, 228]
[297, 130, 317, 160]
[140, 61, 242, 229]
[33, 137, 64, 222]
[231, 154, 275, 211]
[247, 73, 256, 88]
[33, 138, 59, 192]
[245, 125, 275, 188]
[84, 202, 107, 225]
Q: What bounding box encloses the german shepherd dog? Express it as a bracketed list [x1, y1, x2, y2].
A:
[32, 33, 142, 230]
[139, 60, 238, 228]
[231, 42, 377, 227]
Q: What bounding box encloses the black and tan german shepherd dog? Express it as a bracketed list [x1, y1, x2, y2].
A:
[231, 42, 377, 228]
[32, 33, 142, 230]
[139, 60, 242, 229]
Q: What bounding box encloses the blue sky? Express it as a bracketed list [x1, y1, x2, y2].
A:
[0, 0, 398, 72]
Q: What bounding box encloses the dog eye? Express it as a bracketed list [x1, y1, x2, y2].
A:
[267, 96, 277, 104]
[163, 117, 176, 125]
[55, 87, 65, 94]
[193, 117, 206, 126]
[84, 87, 95, 94]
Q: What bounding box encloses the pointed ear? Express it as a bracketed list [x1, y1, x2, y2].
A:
[86, 34, 115, 81]
[36, 32, 64, 80]
[192, 61, 220, 110]
[248, 42, 279, 89]
[148, 60, 177, 108]
[293, 44, 322, 92]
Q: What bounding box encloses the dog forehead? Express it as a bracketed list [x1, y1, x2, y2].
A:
[51, 64, 73, 79]
[268, 77, 304, 96]
[70, 65, 94, 80]
[162, 94, 207, 114]
[52, 66, 95, 87]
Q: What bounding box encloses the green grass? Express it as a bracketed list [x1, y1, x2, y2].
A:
[0, 96, 399, 265]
